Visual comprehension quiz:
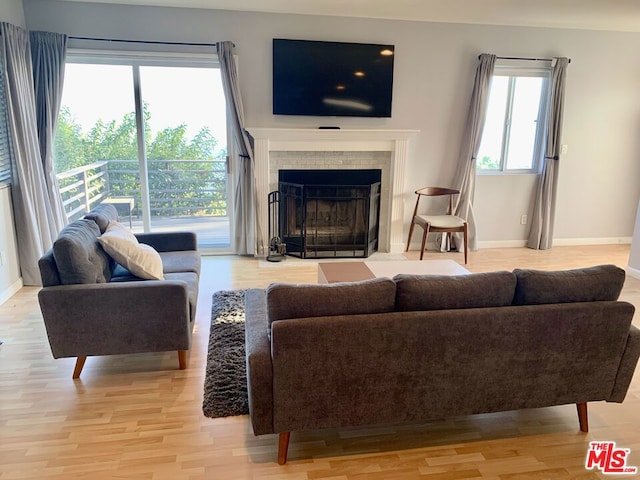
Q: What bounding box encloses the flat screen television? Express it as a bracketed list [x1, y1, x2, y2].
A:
[272, 38, 395, 118]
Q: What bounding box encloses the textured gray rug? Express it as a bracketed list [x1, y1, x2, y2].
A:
[202, 289, 249, 418]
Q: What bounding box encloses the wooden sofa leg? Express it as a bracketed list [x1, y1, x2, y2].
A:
[178, 350, 188, 370]
[278, 432, 291, 465]
[577, 402, 589, 432]
[72, 356, 87, 379]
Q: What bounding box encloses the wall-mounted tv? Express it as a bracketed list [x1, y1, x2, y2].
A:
[272, 38, 395, 118]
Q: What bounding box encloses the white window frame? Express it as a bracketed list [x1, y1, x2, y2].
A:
[477, 62, 552, 175]
[63, 49, 227, 232]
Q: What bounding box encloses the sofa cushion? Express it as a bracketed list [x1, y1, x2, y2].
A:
[512, 264, 625, 305]
[84, 203, 119, 233]
[98, 221, 164, 280]
[159, 250, 201, 275]
[53, 219, 113, 284]
[164, 272, 199, 322]
[266, 277, 397, 333]
[394, 271, 517, 312]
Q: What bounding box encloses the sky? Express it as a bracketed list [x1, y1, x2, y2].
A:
[61, 63, 227, 153]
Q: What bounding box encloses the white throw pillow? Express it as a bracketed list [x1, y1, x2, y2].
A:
[97, 221, 164, 280]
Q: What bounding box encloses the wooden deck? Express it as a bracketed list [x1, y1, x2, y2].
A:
[129, 215, 231, 250]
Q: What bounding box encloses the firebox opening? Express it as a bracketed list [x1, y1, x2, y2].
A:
[278, 169, 381, 259]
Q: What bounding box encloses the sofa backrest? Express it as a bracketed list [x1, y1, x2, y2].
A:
[512, 264, 625, 305]
[83, 203, 119, 233]
[52, 218, 114, 285]
[266, 277, 396, 335]
[394, 271, 516, 311]
[39, 204, 120, 286]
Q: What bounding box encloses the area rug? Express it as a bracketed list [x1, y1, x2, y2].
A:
[202, 289, 249, 418]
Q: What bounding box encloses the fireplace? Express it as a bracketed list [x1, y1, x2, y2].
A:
[279, 169, 381, 258]
[248, 127, 418, 255]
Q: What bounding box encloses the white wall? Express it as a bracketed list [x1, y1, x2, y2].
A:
[23, 0, 640, 249]
[0, 0, 25, 27]
[0, 186, 21, 304]
[0, 0, 24, 304]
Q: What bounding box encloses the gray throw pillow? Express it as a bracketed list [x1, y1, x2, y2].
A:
[512, 264, 625, 305]
[84, 203, 119, 233]
[53, 219, 113, 284]
[394, 271, 517, 312]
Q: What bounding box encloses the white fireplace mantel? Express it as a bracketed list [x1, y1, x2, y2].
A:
[247, 127, 419, 256]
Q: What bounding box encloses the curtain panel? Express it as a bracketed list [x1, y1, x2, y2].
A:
[30, 31, 68, 235]
[451, 53, 496, 252]
[0, 23, 67, 285]
[216, 41, 262, 255]
[527, 57, 569, 250]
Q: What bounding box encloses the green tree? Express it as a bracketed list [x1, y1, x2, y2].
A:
[54, 105, 228, 217]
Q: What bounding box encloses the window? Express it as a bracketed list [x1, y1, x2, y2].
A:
[476, 64, 551, 174]
[55, 51, 231, 250]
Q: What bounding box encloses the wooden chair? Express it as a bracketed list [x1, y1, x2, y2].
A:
[405, 187, 468, 264]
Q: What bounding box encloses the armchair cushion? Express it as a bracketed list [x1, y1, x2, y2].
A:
[53, 219, 113, 285]
[98, 221, 164, 280]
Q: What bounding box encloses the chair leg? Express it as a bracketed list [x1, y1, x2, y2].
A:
[178, 350, 188, 370]
[72, 356, 87, 379]
[419, 224, 429, 260]
[577, 402, 589, 432]
[463, 223, 468, 264]
[278, 432, 291, 465]
[405, 219, 416, 252]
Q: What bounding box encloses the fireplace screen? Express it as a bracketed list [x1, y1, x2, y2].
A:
[279, 170, 381, 258]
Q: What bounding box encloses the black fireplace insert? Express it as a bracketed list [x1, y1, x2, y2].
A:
[279, 169, 381, 258]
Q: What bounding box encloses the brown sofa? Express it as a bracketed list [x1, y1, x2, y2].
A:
[38, 204, 200, 378]
[244, 265, 640, 464]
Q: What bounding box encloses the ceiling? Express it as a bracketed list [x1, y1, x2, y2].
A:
[60, 0, 640, 32]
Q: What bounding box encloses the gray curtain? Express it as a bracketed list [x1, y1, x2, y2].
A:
[451, 53, 496, 251]
[527, 57, 569, 250]
[0, 23, 67, 285]
[216, 41, 261, 255]
[30, 31, 68, 236]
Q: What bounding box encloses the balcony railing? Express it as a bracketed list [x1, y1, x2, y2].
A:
[56, 159, 228, 222]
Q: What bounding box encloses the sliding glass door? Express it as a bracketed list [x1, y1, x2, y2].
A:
[54, 52, 231, 251]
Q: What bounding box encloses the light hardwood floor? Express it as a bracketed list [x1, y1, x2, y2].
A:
[1, 245, 639, 479]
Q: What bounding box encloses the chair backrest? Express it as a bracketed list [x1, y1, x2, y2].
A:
[415, 187, 459, 197]
[413, 187, 460, 215]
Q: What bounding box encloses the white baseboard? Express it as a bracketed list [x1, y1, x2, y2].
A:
[0, 277, 23, 306]
[626, 265, 640, 279]
[552, 237, 631, 246]
[409, 237, 632, 251]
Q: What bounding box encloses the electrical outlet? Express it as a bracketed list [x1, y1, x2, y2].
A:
[520, 214, 527, 225]
[561, 144, 568, 154]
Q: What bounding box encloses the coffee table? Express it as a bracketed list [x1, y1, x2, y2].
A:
[318, 259, 470, 283]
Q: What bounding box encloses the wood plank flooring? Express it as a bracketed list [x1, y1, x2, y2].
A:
[1, 245, 639, 479]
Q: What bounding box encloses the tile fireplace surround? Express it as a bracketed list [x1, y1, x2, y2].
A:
[248, 128, 418, 256]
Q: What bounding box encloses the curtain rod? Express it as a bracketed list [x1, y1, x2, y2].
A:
[481, 55, 571, 63]
[68, 36, 231, 48]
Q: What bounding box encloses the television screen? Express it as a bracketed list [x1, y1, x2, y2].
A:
[273, 39, 395, 118]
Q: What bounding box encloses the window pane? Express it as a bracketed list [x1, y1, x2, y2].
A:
[55, 64, 137, 220]
[476, 76, 509, 170]
[139, 66, 229, 247]
[505, 77, 543, 170]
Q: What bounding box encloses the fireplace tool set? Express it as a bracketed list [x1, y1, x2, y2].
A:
[267, 191, 286, 262]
